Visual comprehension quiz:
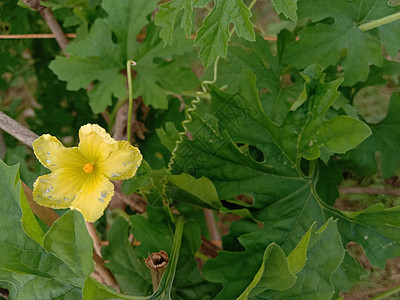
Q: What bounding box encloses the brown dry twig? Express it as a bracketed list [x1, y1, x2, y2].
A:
[113, 100, 148, 143]
[204, 209, 222, 249]
[20, 0, 69, 52]
[111, 181, 147, 213]
[339, 186, 400, 197]
[199, 236, 220, 259]
[86, 222, 103, 259]
[0, 111, 38, 148]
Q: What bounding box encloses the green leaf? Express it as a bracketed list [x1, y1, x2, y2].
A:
[41, 0, 103, 25]
[101, 217, 152, 296]
[173, 219, 202, 288]
[271, 0, 298, 22]
[101, 0, 160, 60]
[203, 219, 344, 299]
[149, 216, 185, 300]
[133, 24, 195, 109]
[286, 223, 311, 275]
[361, 2, 400, 58]
[20, 178, 45, 246]
[195, 0, 255, 66]
[295, 66, 371, 160]
[83, 277, 139, 300]
[202, 32, 304, 126]
[283, 0, 397, 86]
[319, 116, 372, 154]
[162, 69, 400, 297]
[50, 54, 126, 113]
[83, 277, 121, 299]
[339, 204, 400, 268]
[138, 98, 186, 169]
[331, 252, 367, 294]
[83, 217, 185, 300]
[0, 160, 64, 278]
[130, 206, 205, 293]
[4, 146, 46, 189]
[155, 0, 193, 45]
[170, 69, 369, 197]
[50, 1, 196, 113]
[121, 164, 168, 207]
[237, 243, 296, 299]
[338, 93, 400, 178]
[157, 122, 182, 152]
[50, 19, 126, 113]
[354, 60, 400, 91]
[166, 173, 221, 209]
[315, 160, 342, 206]
[0, 270, 82, 300]
[43, 210, 94, 279]
[121, 160, 153, 195]
[50, 19, 126, 114]
[259, 219, 344, 299]
[130, 206, 174, 258]
[0, 160, 100, 299]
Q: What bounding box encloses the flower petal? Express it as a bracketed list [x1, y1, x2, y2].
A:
[33, 134, 86, 171]
[78, 124, 118, 162]
[70, 174, 114, 222]
[33, 168, 86, 209]
[97, 141, 143, 181]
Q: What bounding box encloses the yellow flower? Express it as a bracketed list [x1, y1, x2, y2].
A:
[32, 124, 142, 222]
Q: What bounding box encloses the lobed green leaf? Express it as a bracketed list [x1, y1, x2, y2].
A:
[282, 0, 400, 86]
[195, 0, 255, 66]
[155, 0, 193, 45]
[271, 0, 298, 22]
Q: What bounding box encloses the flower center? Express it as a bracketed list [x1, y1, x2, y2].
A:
[83, 163, 94, 173]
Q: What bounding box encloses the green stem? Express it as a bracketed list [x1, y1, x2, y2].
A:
[126, 60, 137, 144]
[201, 56, 220, 93]
[195, 251, 209, 261]
[358, 11, 400, 31]
[248, 0, 258, 11]
[371, 285, 400, 300]
[308, 160, 316, 177]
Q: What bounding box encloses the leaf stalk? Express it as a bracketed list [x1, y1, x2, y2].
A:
[126, 60, 137, 144]
[371, 284, 400, 300]
[358, 11, 400, 31]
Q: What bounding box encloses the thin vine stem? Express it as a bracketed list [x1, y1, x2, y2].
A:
[126, 60, 137, 144]
[359, 11, 400, 31]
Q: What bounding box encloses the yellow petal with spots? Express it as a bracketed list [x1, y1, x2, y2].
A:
[70, 174, 114, 222]
[33, 167, 86, 209]
[33, 134, 86, 171]
[97, 140, 143, 181]
[78, 124, 118, 162]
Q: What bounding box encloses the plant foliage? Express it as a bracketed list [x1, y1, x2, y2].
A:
[1, 0, 400, 299]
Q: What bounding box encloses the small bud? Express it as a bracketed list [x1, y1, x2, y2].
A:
[145, 250, 169, 292]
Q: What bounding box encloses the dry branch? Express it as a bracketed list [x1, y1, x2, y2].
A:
[204, 209, 222, 249]
[112, 181, 147, 213]
[339, 187, 400, 197]
[0, 111, 38, 148]
[20, 0, 69, 52]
